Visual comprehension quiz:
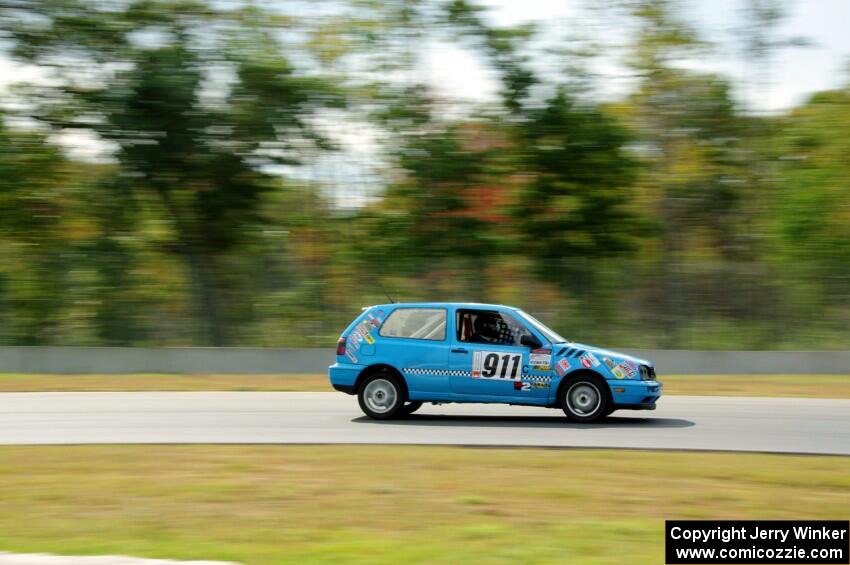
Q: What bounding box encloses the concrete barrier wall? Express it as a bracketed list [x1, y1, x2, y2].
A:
[0, 346, 848, 374]
[0, 347, 334, 375]
[624, 349, 850, 375]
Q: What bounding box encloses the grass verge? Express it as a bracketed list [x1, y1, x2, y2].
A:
[0, 446, 847, 564]
[660, 374, 850, 397]
[0, 374, 333, 392]
[0, 373, 847, 398]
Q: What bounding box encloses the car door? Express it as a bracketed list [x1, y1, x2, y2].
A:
[448, 307, 550, 399]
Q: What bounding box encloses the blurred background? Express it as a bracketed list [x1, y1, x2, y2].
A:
[0, 0, 847, 350]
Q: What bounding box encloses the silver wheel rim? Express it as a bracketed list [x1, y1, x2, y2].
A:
[567, 382, 601, 416]
[364, 378, 398, 414]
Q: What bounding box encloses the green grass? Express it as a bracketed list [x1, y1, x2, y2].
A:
[0, 373, 848, 398]
[0, 446, 847, 564]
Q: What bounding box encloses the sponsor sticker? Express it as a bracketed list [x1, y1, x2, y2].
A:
[532, 382, 550, 389]
[364, 333, 375, 345]
[345, 349, 359, 364]
[612, 366, 626, 379]
[580, 354, 592, 369]
[555, 358, 570, 376]
[603, 356, 616, 369]
[619, 362, 637, 378]
[585, 352, 601, 367]
[533, 365, 551, 371]
[529, 348, 552, 367]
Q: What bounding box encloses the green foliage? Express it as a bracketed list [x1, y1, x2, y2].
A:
[0, 0, 847, 348]
[513, 90, 640, 280]
[774, 89, 850, 292]
[3, 0, 344, 345]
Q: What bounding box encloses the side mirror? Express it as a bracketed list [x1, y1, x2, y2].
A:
[520, 334, 542, 349]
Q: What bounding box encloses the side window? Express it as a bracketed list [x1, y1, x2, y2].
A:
[457, 309, 531, 346]
[379, 308, 447, 341]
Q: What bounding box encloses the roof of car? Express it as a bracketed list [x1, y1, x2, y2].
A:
[366, 302, 515, 310]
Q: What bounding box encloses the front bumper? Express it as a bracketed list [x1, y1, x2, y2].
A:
[610, 379, 662, 409]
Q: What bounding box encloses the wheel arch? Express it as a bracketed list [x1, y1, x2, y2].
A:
[355, 363, 409, 401]
[555, 368, 612, 406]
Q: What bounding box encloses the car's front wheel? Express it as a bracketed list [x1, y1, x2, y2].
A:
[358, 373, 404, 419]
[560, 375, 609, 423]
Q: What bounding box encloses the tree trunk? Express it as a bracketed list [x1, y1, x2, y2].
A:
[159, 189, 225, 346]
[182, 245, 225, 346]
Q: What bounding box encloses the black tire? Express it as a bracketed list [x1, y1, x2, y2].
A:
[357, 372, 405, 420]
[401, 401, 423, 416]
[560, 375, 609, 423]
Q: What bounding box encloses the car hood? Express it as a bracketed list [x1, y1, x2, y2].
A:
[562, 342, 653, 368]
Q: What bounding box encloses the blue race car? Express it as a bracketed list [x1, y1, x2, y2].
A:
[329, 302, 661, 422]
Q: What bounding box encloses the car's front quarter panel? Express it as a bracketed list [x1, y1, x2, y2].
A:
[551, 343, 662, 409]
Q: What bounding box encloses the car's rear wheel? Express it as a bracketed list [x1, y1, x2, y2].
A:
[358, 373, 404, 419]
[561, 375, 609, 423]
[401, 401, 423, 416]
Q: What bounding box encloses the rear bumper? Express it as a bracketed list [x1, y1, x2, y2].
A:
[329, 362, 361, 395]
[332, 383, 356, 395]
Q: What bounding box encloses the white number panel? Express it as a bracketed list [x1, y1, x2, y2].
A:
[472, 351, 522, 381]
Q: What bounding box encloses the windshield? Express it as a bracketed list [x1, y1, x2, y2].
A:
[514, 309, 569, 345]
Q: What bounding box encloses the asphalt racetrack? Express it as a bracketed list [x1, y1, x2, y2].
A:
[1, 392, 848, 455]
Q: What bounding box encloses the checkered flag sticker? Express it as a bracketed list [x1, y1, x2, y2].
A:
[404, 368, 551, 382]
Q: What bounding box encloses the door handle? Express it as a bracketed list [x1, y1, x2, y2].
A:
[451, 348, 468, 354]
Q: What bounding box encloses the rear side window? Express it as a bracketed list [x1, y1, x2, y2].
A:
[379, 308, 447, 341]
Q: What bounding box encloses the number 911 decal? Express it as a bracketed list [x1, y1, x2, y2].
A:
[472, 351, 522, 380]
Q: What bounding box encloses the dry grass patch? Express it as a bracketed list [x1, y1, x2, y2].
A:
[0, 446, 847, 564]
[0, 374, 333, 392]
[660, 374, 850, 398]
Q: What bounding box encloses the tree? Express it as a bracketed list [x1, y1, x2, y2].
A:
[513, 90, 640, 290]
[0, 114, 68, 343]
[358, 87, 505, 300]
[620, 0, 760, 345]
[771, 86, 850, 338]
[2, 0, 344, 344]
[445, 1, 642, 295]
